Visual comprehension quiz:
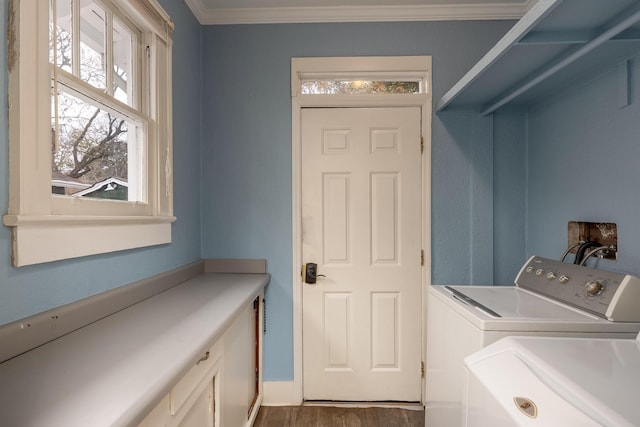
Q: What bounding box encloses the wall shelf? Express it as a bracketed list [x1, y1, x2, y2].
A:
[436, 0, 640, 115]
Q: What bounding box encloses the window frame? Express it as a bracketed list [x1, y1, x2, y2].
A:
[3, 0, 175, 267]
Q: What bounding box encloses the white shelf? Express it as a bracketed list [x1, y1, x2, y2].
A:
[436, 0, 640, 115]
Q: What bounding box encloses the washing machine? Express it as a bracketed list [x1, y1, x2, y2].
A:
[463, 334, 640, 426]
[425, 256, 640, 426]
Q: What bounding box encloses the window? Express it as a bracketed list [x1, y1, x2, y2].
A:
[301, 79, 421, 95]
[50, 0, 142, 201]
[3, 0, 175, 266]
[291, 57, 430, 106]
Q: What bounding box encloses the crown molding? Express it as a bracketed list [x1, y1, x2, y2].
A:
[185, 1, 532, 25]
[184, 0, 210, 23]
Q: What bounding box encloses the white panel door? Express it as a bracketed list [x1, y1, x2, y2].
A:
[301, 107, 422, 402]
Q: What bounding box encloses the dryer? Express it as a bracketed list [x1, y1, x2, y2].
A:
[463, 334, 640, 426]
[426, 256, 640, 426]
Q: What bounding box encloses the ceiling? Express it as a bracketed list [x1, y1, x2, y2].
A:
[184, 0, 535, 25]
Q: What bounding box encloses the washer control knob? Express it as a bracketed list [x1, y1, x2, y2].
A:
[585, 280, 605, 297]
[526, 266, 534, 273]
[546, 272, 556, 280]
[535, 269, 544, 276]
[558, 275, 570, 284]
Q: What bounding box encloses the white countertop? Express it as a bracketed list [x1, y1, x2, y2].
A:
[0, 272, 269, 427]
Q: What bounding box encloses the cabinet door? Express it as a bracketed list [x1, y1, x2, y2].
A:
[137, 395, 170, 427]
[178, 378, 215, 427]
[222, 300, 259, 426]
[250, 297, 260, 412]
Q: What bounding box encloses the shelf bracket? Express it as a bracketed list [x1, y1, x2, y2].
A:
[618, 59, 632, 109]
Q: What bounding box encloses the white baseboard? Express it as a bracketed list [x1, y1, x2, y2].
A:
[262, 381, 300, 406]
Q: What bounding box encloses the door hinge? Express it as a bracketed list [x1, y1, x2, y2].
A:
[421, 250, 424, 266]
[421, 361, 425, 378]
[420, 136, 424, 154]
[263, 298, 267, 334]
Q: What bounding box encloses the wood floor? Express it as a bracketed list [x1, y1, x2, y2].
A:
[253, 405, 425, 427]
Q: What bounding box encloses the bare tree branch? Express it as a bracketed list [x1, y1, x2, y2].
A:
[63, 106, 128, 179]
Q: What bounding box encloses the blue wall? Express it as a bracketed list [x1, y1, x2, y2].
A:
[494, 111, 527, 284]
[200, 21, 515, 381]
[14, 1, 636, 387]
[0, 0, 203, 324]
[435, 110, 496, 285]
[526, 57, 640, 275]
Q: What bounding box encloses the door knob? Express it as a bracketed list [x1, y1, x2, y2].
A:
[302, 263, 325, 284]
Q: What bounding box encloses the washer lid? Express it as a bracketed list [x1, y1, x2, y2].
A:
[465, 336, 640, 427]
[445, 285, 596, 320]
[431, 285, 640, 332]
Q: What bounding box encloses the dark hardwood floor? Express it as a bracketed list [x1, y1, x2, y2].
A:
[253, 405, 425, 427]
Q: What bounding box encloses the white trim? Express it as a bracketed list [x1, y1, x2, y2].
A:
[125, 0, 175, 37]
[421, 97, 433, 407]
[294, 94, 430, 108]
[262, 381, 298, 406]
[183, 0, 210, 24]
[7, 220, 172, 267]
[2, 214, 175, 227]
[54, 68, 149, 124]
[186, 2, 529, 25]
[291, 95, 304, 406]
[291, 56, 432, 404]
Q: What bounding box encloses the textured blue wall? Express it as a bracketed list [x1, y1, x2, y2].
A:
[200, 21, 514, 381]
[434, 110, 495, 285]
[0, 0, 203, 324]
[494, 112, 527, 284]
[526, 57, 640, 275]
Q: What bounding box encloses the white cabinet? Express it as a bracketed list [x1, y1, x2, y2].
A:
[177, 379, 217, 427]
[139, 295, 262, 427]
[221, 299, 261, 427]
[0, 270, 269, 427]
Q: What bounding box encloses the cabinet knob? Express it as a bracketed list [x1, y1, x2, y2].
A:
[196, 351, 210, 365]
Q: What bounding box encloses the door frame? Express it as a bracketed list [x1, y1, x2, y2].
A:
[291, 56, 432, 404]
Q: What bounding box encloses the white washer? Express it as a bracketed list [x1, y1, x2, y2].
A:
[464, 334, 640, 426]
[426, 256, 640, 426]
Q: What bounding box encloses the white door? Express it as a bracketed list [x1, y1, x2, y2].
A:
[301, 107, 423, 402]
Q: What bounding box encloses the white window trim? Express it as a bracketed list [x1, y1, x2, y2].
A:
[3, 0, 175, 267]
[290, 56, 432, 404]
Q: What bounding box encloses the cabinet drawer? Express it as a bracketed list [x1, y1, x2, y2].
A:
[171, 340, 222, 415]
[137, 394, 170, 427]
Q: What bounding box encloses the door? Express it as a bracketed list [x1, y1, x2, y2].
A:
[301, 107, 423, 401]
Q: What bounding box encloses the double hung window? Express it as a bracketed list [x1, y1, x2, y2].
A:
[4, 0, 175, 266]
[50, 0, 142, 202]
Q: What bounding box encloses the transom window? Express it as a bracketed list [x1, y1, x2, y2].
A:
[292, 58, 430, 102]
[301, 79, 421, 95]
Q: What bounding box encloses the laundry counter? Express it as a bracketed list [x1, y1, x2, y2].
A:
[0, 271, 269, 427]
